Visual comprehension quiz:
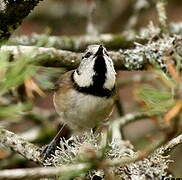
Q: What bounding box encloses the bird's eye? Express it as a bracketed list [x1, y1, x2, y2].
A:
[76, 69, 81, 75]
[84, 52, 92, 58]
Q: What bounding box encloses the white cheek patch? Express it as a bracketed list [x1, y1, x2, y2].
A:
[74, 59, 95, 87]
[74, 51, 116, 90]
[104, 56, 116, 90]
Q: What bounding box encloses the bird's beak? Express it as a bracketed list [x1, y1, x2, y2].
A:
[95, 45, 103, 57]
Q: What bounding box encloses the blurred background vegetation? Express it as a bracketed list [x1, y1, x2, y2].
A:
[0, 0, 182, 177]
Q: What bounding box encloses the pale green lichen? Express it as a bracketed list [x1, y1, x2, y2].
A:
[118, 152, 172, 180]
[122, 36, 178, 72]
[122, 47, 146, 70]
[43, 131, 172, 180]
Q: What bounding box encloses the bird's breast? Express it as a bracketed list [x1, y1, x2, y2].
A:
[53, 88, 114, 132]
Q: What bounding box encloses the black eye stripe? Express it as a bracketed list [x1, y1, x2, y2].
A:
[84, 52, 92, 58]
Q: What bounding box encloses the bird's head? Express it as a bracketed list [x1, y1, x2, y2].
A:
[73, 45, 116, 94]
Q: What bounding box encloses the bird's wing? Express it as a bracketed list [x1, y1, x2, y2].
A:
[54, 70, 74, 91]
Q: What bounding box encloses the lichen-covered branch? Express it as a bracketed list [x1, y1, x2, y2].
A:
[1, 35, 182, 71]
[0, 0, 43, 43]
[0, 45, 125, 70]
[0, 126, 182, 179]
[0, 45, 82, 69]
[7, 22, 182, 52]
[0, 127, 42, 163]
[0, 156, 143, 180]
[118, 133, 182, 179]
[0, 127, 139, 168]
[8, 33, 144, 51]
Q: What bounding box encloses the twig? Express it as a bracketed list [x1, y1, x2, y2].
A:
[162, 133, 182, 155]
[0, 0, 43, 42]
[109, 104, 127, 141]
[113, 112, 149, 128]
[156, 0, 169, 34]
[102, 153, 140, 168]
[0, 163, 91, 180]
[0, 127, 43, 163]
[110, 112, 149, 141]
[0, 153, 140, 180]
[8, 33, 143, 51]
[114, 91, 125, 140]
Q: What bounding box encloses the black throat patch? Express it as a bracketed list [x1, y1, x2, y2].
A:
[72, 56, 115, 98]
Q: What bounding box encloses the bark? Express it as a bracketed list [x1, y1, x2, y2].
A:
[0, 0, 43, 43]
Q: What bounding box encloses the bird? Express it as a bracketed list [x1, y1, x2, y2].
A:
[42, 44, 116, 159]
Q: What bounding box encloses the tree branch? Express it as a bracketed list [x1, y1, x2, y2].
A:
[110, 112, 149, 141]
[0, 163, 91, 180]
[0, 45, 125, 70]
[0, 0, 43, 43]
[7, 22, 182, 52]
[8, 33, 145, 51]
[115, 112, 149, 128]
[0, 126, 182, 179]
[1, 35, 181, 70]
[0, 127, 42, 163]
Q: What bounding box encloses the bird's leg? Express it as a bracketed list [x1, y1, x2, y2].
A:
[40, 126, 65, 160]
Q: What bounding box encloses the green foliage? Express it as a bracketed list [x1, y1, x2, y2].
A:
[135, 85, 175, 115]
[0, 42, 66, 119]
[0, 51, 10, 69]
[0, 50, 37, 95]
[0, 49, 39, 118]
[175, 52, 182, 73]
[0, 103, 32, 119]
